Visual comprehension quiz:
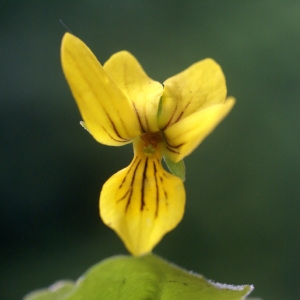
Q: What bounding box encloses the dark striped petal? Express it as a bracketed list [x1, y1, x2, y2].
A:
[104, 51, 163, 133]
[61, 33, 141, 146]
[163, 97, 235, 162]
[99, 152, 185, 256]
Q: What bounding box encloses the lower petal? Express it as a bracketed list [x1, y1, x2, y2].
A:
[99, 154, 185, 256]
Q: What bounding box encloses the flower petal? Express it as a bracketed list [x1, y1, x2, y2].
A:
[99, 153, 185, 256]
[163, 97, 235, 162]
[104, 51, 164, 133]
[61, 33, 141, 146]
[158, 58, 227, 129]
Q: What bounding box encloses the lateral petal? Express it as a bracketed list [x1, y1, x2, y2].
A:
[99, 153, 185, 256]
[61, 33, 141, 146]
[158, 58, 227, 129]
[104, 51, 163, 133]
[163, 97, 235, 162]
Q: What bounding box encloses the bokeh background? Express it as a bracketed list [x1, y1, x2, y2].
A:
[1, 1, 299, 299]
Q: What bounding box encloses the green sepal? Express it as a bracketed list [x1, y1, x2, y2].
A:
[157, 96, 163, 119]
[163, 156, 186, 181]
[24, 254, 254, 300]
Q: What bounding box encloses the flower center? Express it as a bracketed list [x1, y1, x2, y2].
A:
[140, 131, 163, 155]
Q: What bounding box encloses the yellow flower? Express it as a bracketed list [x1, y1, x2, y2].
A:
[61, 33, 235, 256]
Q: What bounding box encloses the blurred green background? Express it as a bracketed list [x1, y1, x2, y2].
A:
[1, 1, 299, 299]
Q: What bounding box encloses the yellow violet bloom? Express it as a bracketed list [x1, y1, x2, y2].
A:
[61, 33, 235, 256]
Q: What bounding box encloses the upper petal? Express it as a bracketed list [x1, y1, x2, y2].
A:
[61, 33, 141, 146]
[158, 59, 227, 129]
[163, 97, 235, 162]
[100, 151, 185, 256]
[104, 51, 164, 133]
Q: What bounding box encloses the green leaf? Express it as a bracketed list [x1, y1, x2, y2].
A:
[24, 254, 254, 300]
[163, 156, 186, 181]
[24, 281, 74, 300]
